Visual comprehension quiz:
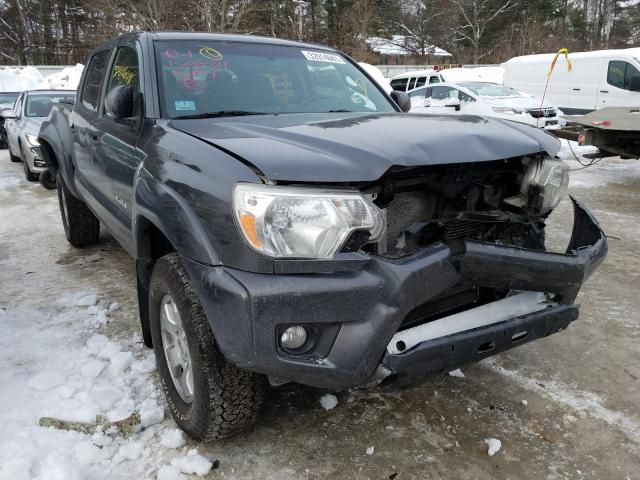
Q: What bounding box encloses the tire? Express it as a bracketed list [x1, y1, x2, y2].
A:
[22, 147, 39, 181]
[39, 169, 57, 190]
[56, 174, 100, 247]
[149, 253, 263, 441]
[8, 142, 20, 162]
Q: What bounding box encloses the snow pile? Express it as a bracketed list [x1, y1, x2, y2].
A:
[0, 64, 83, 92]
[365, 446, 375, 455]
[448, 368, 465, 378]
[319, 393, 338, 410]
[46, 64, 84, 90]
[0, 291, 216, 479]
[0, 66, 47, 91]
[484, 438, 502, 456]
[359, 62, 392, 93]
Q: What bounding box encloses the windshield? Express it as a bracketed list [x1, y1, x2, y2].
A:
[460, 83, 523, 98]
[25, 93, 75, 117]
[0, 93, 19, 108]
[155, 40, 395, 118]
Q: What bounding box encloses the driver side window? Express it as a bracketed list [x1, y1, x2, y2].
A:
[104, 46, 140, 118]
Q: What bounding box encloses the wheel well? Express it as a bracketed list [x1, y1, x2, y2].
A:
[38, 140, 59, 173]
[136, 217, 176, 348]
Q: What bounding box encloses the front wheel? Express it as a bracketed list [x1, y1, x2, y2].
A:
[149, 253, 264, 441]
[57, 174, 100, 247]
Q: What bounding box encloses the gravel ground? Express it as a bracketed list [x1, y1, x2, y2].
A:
[0, 144, 638, 480]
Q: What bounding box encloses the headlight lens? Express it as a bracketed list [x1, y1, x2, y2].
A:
[233, 184, 384, 259]
[492, 107, 522, 114]
[520, 158, 569, 213]
[25, 133, 40, 146]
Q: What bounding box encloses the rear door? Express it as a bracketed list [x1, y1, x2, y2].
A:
[71, 48, 111, 189]
[599, 59, 640, 108]
[92, 40, 143, 242]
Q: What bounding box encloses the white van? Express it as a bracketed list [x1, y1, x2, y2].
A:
[502, 48, 640, 114]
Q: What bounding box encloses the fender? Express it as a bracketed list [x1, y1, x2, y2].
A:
[133, 168, 221, 266]
[38, 107, 79, 197]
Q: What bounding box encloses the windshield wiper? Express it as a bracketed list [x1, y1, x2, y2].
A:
[172, 111, 270, 120]
[323, 109, 354, 113]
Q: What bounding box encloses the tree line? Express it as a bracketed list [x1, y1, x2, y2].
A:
[1, 0, 638, 66]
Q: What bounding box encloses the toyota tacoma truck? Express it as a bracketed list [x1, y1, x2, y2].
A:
[38, 32, 607, 442]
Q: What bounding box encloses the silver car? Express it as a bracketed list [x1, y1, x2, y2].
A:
[3, 90, 75, 181]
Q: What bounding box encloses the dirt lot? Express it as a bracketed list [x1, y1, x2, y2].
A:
[0, 146, 639, 480]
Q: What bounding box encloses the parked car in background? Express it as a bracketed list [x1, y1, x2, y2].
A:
[3, 89, 75, 180]
[502, 48, 640, 114]
[410, 81, 566, 130]
[390, 66, 505, 92]
[40, 32, 605, 443]
[0, 91, 20, 149]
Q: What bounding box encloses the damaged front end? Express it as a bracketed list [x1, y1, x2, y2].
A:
[345, 154, 606, 387]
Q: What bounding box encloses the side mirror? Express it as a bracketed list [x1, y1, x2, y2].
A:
[390, 90, 411, 112]
[105, 85, 134, 119]
[445, 98, 461, 111]
[1, 109, 17, 120]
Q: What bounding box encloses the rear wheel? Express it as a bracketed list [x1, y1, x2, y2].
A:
[57, 174, 100, 247]
[149, 253, 264, 441]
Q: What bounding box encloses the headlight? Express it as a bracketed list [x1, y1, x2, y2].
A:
[520, 158, 569, 213]
[233, 184, 385, 259]
[25, 133, 40, 146]
[492, 107, 522, 114]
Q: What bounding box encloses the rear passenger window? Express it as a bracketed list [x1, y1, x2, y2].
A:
[82, 50, 110, 111]
[429, 76, 441, 84]
[415, 76, 427, 88]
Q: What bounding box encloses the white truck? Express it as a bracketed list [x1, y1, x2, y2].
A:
[502, 48, 640, 115]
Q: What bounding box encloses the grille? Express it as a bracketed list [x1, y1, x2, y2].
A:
[526, 107, 556, 118]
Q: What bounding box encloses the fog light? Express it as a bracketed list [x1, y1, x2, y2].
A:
[280, 326, 307, 350]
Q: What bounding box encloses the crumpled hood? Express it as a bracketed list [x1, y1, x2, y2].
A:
[170, 112, 561, 182]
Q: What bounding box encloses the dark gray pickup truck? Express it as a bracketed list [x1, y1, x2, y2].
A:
[38, 31, 607, 442]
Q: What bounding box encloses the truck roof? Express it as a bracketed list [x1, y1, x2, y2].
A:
[95, 31, 337, 53]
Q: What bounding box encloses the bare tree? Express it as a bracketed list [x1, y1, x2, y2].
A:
[450, 0, 518, 63]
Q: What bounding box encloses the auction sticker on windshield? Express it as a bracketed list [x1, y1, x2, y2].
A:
[301, 50, 346, 64]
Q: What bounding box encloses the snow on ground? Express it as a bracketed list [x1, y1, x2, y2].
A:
[319, 393, 338, 411]
[0, 293, 214, 479]
[483, 438, 502, 457]
[440, 66, 505, 84]
[558, 139, 640, 189]
[0, 64, 83, 92]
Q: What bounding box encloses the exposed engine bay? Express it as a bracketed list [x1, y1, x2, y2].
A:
[347, 155, 569, 259]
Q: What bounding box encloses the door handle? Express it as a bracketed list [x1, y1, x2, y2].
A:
[600, 90, 609, 93]
[572, 88, 581, 91]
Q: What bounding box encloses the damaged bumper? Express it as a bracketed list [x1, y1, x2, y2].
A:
[183, 197, 606, 390]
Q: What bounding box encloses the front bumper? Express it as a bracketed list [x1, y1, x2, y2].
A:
[183, 197, 606, 390]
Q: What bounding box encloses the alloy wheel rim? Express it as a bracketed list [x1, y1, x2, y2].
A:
[160, 295, 194, 403]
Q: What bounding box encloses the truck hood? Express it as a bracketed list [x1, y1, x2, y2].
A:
[170, 112, 561, 183]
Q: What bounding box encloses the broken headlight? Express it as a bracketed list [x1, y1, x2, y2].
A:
[233, 183, 385, 259]
[520, 158, 569, 214]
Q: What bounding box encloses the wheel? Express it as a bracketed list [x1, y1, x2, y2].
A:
[56, 174, 100, 247]
[21, 146, 39, 181]
[39, 169, 57, 190]
[149, 253, 264, 441]
[8, 142, 21, 162]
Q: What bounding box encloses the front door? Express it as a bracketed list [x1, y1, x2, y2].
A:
[92, 42, 143, 243]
